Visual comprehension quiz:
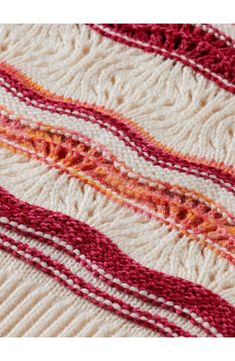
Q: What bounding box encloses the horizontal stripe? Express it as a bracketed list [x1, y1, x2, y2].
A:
[0, 63, 234, 197]
[0, 186, 234, 336]
[89, 24, 235, 94]
[0, 114, 234, 264]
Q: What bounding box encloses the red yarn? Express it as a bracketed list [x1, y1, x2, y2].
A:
[89, 24, 235, 94]
[0, 187, 234, 337]
[0, 68, 235, 196]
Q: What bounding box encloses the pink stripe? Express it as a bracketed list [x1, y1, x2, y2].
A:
[0, 232, 192, 337]
[0, 68, 235, 196]
[0, 186, 234, 337]
[89, 24, 235, 94]
[1, 132, 234, 270]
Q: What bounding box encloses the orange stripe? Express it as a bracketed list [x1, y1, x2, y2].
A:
[1, 61, 234, 177]
[0, 116, 234, 264]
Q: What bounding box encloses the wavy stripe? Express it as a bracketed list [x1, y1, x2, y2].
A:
[0, 93, 234, 217]
[0, 266, 159, 337]
[0, 134, 234, 266]
[0, 114, 235, 265]
[0, 223, 209, 336]
[1, 147, 234, 306]
[0, 186, 234, 336]
[0, 223, 210, 336]
[1, 108, 234, 223]
[0, 62, 235, 197]
[89, 24, 235, 94]
[0, 24, 234, 338]
[1, 25, 234, 168]
[0, 233, 191, 337]
[1, 135, 234, 266]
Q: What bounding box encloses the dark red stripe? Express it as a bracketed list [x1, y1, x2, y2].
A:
[89, 24, 235, 94]
[0, 186, 234, 336]
[0, 232, 193, 337]
[202, 24, 235, 46]
[0, 67, 235, 195]
[1, 219, 215, 336]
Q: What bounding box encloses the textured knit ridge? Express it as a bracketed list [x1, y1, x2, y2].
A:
[0, 24, 234, 337]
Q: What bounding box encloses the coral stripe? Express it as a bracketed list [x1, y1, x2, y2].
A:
[0, 63, 235, 197]
[0, 233, 191, 337]
[0, 132, 234, 266]
[0, 186, 234, 337]
[0, 114, 234, 264]
[2, 135, 235, 269]
[89, 24, 235, 94]
[1, 109, 234, 222]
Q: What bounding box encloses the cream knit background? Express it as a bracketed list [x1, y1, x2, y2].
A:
[0, 24, 234, 336]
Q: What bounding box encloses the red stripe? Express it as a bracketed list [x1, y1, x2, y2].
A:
[0, 67, 235, 195]
[201, 24, 235, 47]
[89, 24, 235, 94]
[1, 219, 215, 337]
[0, 232, 192, 337]
[0, 116, 234, 268]
[0, 186, 234, 337]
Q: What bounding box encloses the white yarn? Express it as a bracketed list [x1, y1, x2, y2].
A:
[0, 260, 157, 337]
[0, 24, 234, 337]
[0, 24, 234, 165]
[0, 148, 234, 306]
[213, 24, 235, 41]
[0, 223, 218, 336]
[0, 89, 234, 215]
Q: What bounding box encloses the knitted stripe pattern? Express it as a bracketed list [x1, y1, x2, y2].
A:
[0, 24, 234, 337]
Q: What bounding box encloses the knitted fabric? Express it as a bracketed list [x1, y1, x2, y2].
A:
[0, 24, 234, 337]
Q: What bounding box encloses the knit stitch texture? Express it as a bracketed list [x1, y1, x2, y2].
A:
[0, 24, 234, 337]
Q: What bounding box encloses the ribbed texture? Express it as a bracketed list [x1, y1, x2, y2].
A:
[0, 261, 157, 337]
[0, 24, 234, 337]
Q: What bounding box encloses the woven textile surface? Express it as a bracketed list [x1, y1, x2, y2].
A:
[0, 24, 234, 337]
